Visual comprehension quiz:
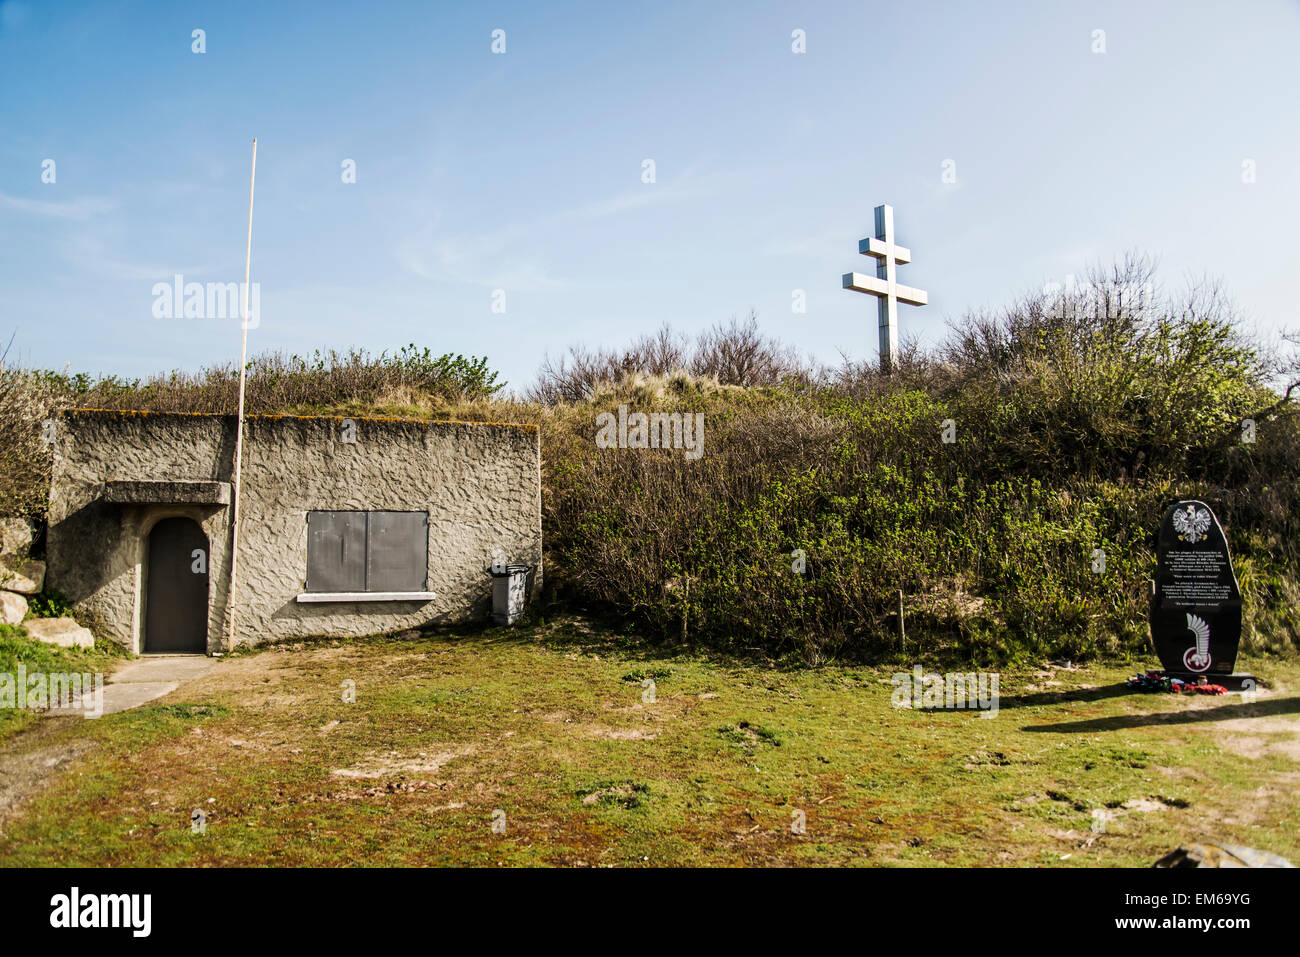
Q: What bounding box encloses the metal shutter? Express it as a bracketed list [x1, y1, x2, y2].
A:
[365, 511, 428, 592]
[306, 511, 367, 593]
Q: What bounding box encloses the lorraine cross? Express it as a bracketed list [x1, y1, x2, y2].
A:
[842, 204, 928, 372]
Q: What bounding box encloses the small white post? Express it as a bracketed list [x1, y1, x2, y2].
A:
[898, 588, 905, 651]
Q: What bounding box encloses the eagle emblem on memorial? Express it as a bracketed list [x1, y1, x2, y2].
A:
[1172, 504, 1212, 544]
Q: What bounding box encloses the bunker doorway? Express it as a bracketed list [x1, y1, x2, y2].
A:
[144, 517, 210, 654]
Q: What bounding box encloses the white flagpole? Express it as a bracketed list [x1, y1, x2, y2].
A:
[226, 138, 257, 651]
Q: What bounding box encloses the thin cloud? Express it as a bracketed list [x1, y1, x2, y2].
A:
[396, 162, 727, 289]
[60, 234, 224, 282]
[762, 230, 846, 261]
[566, 178, 694, 221]
[0, 190, 118, 220]
[396, 210, 571, 291]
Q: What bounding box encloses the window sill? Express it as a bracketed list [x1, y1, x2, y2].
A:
[295, 591, 437, 603]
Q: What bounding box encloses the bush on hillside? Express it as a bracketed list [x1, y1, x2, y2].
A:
[40, 344, 504, 415]
[0, 342, 56, 519]
[540, 260, 1300, 663]
[529, 312, 810, 403]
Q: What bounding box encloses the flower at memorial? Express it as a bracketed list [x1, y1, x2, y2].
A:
[1173, 505, 1211, 544]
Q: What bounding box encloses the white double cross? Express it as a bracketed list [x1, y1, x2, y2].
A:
[842, 204, 927, 372]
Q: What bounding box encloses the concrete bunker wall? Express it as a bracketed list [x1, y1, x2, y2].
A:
[46, 411, 542, 653]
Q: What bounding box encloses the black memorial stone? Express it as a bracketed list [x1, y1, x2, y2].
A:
[1150, 499, 1245, 683]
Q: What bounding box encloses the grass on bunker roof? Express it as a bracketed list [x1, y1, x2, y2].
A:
[1, 619, 1297, 867]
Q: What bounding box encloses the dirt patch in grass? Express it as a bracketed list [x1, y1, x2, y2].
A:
[0, 720, 95, 830]
[1217, 734, 1300, 761]
[1120, 796, 1176, 813]
[331, 748, 472, 779]
[1199, 708, 1300, 761]
[585, 727, 658, 741]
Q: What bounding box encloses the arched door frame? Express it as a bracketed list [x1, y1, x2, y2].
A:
[136, 509, 213, 655]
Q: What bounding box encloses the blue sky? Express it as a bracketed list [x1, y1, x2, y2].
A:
[2, 0, 1297, 391]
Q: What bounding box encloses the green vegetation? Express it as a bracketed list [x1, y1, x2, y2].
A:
[539, 263, 1300, 664]
[25, 589, 72, 619]
[0, 624, 111, 676]
[36, 344, 505, 413]
[0, 624, 122, 737]
[2, 257, 1297, 665]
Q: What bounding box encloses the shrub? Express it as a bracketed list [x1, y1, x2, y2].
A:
[940, 258, 1269, 483]
[529, 312, 810, 403]
[0, 341, 56, 518]
[26, 589, 72, 619]
[40, 344, 504, 415]
[537, 262, 1300, 663]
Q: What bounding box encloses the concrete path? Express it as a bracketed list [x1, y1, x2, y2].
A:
[51, 655, 215, 717]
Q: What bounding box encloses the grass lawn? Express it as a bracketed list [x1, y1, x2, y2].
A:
[1, 620, 1297, 867]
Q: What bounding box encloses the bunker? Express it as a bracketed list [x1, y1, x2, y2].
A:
[45, 410, 541, 654]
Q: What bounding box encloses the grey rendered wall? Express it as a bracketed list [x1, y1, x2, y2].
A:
[46, 411, 542, 652]
[232, 414, 541, 646]
[46, 412, 235, 653]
